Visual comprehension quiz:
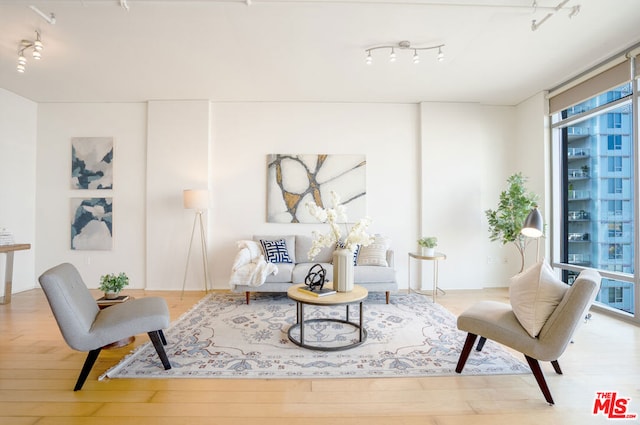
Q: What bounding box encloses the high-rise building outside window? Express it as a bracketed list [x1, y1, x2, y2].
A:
[551, 79, 636, 316]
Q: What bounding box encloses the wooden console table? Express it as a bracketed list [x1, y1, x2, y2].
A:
[0, 244, 31, 305]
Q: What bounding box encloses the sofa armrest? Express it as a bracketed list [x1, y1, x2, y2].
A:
[386, 250, 394, 268]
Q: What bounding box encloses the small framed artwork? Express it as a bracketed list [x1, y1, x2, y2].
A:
[71, 137, 114, 189]
[70, 197, 113, 250]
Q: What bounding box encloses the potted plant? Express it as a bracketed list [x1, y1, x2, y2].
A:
[418, 236, 437, 256]
[99, 272, 129, 299]
[485, 172, 539, 273]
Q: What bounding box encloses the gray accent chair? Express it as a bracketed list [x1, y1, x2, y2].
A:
[38, 263, 172, 391]
[455, 269, 601, 405]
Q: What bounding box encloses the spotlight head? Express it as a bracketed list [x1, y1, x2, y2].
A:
[365, 51, 372, 65]
[18, 54, 27, 65]
[17, 63, 25, 73]
[437, 47, 444, 62]
[32, 50, 41, 60]
[34, 40, 43, 51]
[389, 49, 396, 62]
[412, 50, 419, 64]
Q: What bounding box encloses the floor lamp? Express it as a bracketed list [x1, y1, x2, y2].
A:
[181, 189, 211, 298]
[521, 206, 544, 262]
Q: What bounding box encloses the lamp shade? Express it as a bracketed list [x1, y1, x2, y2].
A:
[521, 207, 543, 238]
[183, 189, 209, 211]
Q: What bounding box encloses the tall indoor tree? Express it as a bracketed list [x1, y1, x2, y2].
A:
[485, 172, 539, 273]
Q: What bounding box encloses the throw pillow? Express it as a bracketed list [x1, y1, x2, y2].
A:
[356, 235, 390, 267]
[260, 239, 293, 263]
[509, 260, 568, 337]
[353, 244, 360, 265]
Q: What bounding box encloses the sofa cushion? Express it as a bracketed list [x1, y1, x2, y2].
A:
[357, 235, 390, 267]
[254, 235, 296, 263]
[296, 235, 334, 263]
[509, 260, 568, 337]
[354, 265, 396, 283]
[264, 263, 294, 283]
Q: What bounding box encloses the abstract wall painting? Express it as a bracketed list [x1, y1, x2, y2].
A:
[267, 154, 366, 223]
[71, 198, 113, 250]
[71, 137, 114, 189]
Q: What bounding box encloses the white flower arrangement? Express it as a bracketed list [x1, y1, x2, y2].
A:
[306, 191, 374, 260]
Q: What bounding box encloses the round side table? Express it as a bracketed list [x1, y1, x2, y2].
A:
[408, 251, 447, 302]
[97, 295, 136, 349]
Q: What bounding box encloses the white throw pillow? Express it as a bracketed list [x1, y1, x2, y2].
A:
[357, 235, 390, 267]
[509, 260, 568, 338]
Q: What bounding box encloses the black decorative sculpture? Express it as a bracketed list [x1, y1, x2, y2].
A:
[304, 263, 327, 291]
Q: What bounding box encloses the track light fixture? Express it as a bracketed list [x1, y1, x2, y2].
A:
[16, 30, 44, 73]
[531, 0, 581, 31]
[29, 5, 56, 25]
[365, 40, 445, 65]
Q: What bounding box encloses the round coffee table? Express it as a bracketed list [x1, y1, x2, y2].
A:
[286, 282, 368, 351]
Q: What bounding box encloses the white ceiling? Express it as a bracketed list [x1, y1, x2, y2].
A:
[1, 0, 639, 105]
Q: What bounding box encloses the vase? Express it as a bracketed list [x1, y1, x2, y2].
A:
[105, 291, 120, 300]
[333, 247, 354, 292]
[421, 247, 435, 257]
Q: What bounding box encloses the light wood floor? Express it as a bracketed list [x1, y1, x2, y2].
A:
[1, 287, 638, 425]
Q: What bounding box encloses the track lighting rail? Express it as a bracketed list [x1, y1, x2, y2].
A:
[365, 40, 444, 65]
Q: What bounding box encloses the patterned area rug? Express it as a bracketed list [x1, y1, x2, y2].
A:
[101, 292, 530, 379]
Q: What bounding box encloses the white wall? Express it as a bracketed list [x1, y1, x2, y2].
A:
[210, 102, 420, 290]
[420, 102, 521, 289]
[0, 89, 37, 294]
[514, 92, 549, 265]
[36, 103, 147, 288]
[26, 96, 546, 293]
[146, 100, 211, 290]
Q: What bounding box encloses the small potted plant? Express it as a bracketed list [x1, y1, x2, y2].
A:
[99, 272, 129, 299]
[418, 236, 437, 256]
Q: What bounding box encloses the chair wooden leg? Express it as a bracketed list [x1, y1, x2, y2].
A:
[551, 360, 562, 375]
[74, 348, 101, 391]
[245, 292, 250, 305]
[524, 355, 554, 405]
[385, 291, 390, 304]
[148, 330, 172, 370]
[476, 336, 487, 351]
[455, 333, 478, 373]
[159, 329, 167, 345]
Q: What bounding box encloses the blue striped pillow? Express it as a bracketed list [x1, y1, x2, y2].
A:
[260, 239, 293, 263]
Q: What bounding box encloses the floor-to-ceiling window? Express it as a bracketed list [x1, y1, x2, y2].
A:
[550, 51, 639, 320]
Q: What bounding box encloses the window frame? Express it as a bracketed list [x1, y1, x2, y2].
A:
[550, 84, 638, 322]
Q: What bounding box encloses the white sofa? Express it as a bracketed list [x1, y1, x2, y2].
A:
[230, 234, 398, 304]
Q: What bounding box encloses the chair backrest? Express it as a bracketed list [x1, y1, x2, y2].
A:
[38, 263, 100, 351]
[536, 269, 601, 361]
